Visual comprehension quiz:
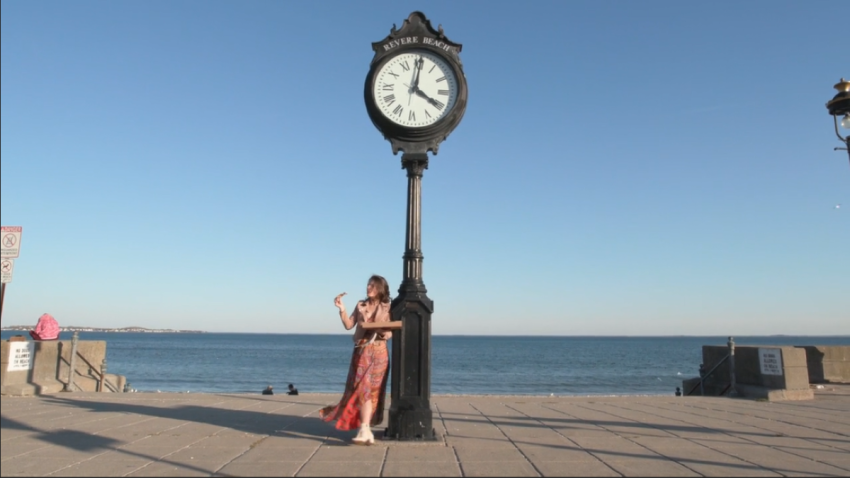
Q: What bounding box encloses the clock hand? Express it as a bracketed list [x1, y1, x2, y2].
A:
[413, 87, 440, 108]
[408, 58, 423, 106]
[412, 57, 424, 89]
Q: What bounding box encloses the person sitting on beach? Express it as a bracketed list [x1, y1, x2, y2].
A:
[29, 313, 60, 341]
[287, 383, 299, 396]
[262, 385, 274, 395]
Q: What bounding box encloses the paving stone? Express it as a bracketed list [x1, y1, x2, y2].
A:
[27, 446, 112, 460]
[773, 445, 850, 464]
[508, 433, 577, 447]
[381, 462, 462, 477]
[295, 460, 382, 476]
[117, 435, 206, 449]
[0, 457, 87, 476]
[810, 438, 850, 452]
[498, 424, 570, 439]
[459, 460, 540, 477]
[230, 445, 318, 462]
[308, 444, 386, 462]
[214, 461, 303, 477]
[445, 436, 517, 449]
[163, 447, 251, 471]
[628, 436, 694, 450]
[606, 458, 701, 477]
[48, 455, 153, 477]
[514, 443, 599, 462]
[192, 434, 262, 449]
[452, 446, 527, 462]
[569, 437, 662, 460]
[114, 446, 189, 460]
[385, 446, 457, 462]
[125, 462, 212, 476]
[528, 460, 623, 477]
[679, 461, 783, 477]
[0, 440, 52, 460]
[550, 427, 617, 438]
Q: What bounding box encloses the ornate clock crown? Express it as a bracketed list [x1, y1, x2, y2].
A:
[369, 11, 463, 67]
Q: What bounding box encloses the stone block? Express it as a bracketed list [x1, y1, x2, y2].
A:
[702, 345, 809, 387]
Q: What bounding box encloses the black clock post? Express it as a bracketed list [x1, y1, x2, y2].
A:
[363, 12, 467, 441]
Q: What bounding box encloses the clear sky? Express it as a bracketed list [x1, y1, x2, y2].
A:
[1, 1, 847, 336]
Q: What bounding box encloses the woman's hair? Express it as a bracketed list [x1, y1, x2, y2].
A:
[365, 274, 391, 304]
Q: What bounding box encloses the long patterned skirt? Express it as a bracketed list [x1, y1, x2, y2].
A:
[319, 341, 389, 431]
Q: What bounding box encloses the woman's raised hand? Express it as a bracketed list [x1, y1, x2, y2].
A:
[334, 292, 347, 310]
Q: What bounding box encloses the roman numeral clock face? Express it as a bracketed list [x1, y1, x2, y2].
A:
[373, 50, 458, 128]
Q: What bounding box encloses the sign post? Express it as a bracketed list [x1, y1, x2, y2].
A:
[0, 259, 12, 324]
[0, 281, 5, 326]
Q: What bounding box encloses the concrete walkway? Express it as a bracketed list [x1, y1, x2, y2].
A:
[2, 387, 849, 477]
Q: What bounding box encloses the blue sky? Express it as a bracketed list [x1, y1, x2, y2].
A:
[1, 1, 847, 335]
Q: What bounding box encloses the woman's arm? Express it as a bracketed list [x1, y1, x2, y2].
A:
[334, 293, 357, 330]
[339, 306, 358, 330]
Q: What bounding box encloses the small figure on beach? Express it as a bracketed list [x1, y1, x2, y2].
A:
[319, 275, 393, 446]
[675, 387, 682, 397]
[262, 385, 274, 395]
[287, 383, 299, 396]
[29, 313, 60, 341]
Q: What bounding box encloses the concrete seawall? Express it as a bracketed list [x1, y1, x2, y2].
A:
[1, 339, 126, 396]
[684, 344, 849, 401]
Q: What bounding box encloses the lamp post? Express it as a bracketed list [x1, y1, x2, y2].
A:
[826, 78, 850, 167]
[363, 12, 467, 441]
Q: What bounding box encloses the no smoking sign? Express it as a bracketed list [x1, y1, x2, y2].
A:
[0, 258, 13, 284]
[1, 226, 22, 258]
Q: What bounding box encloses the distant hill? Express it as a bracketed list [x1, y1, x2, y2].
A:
[1, 325, 206, 333]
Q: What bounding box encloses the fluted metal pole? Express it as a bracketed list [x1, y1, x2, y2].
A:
[402, 155, 425, 287]
[387, 152, 436, 441]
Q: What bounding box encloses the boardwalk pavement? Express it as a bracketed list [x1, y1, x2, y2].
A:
[2, 386, 849, 476]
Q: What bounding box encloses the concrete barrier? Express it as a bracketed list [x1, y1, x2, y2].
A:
[688, 344, 813, 401]
[1, 337, 126, 396]
[796, 346, 850, 384]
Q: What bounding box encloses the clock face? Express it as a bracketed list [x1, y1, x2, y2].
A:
[372, 49, 459, 128]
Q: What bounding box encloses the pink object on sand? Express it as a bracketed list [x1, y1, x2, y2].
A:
[31, 313, 60, 340]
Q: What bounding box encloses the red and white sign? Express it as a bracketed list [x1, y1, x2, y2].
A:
[1, 226, 22, 258]
[1, 258, 13, 284]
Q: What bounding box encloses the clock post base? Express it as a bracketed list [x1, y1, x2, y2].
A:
[385, 281, 437, 441]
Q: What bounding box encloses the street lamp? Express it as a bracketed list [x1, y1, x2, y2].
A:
[825, 78, 850, 166]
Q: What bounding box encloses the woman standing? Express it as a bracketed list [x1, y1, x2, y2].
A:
[320, 275, 393, 445]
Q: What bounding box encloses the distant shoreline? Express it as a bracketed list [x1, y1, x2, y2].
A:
[0, 326, 206, 334]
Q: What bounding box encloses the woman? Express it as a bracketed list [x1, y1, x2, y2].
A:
[319, 274, 393, 445]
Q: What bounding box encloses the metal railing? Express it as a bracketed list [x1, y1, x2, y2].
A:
[62, 331, 116, 392]
[686, 336, 738, 397]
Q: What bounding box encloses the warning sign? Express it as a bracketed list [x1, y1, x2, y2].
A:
[1, 226, 22, 259]
[7, 342, 35, 372]
[0, 258, 12, 284]
[759, 348, 783, 376]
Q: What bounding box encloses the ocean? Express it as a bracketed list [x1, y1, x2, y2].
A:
[1, 332, 846, 396]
